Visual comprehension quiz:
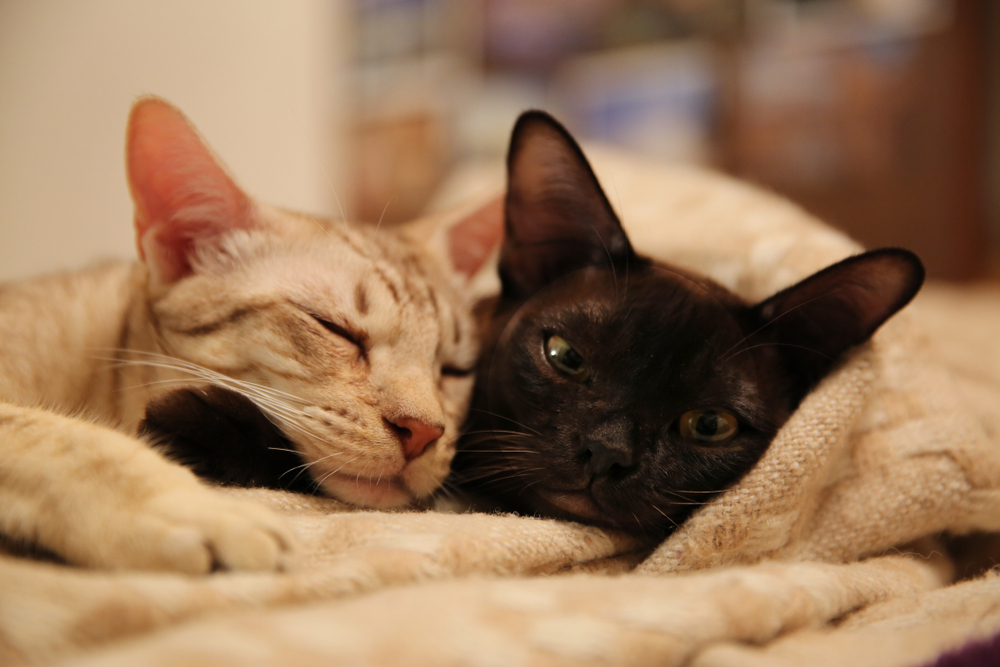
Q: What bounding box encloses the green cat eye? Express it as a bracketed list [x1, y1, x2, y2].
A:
[679, 410, 740, 444]
[544, 334, 590, 382]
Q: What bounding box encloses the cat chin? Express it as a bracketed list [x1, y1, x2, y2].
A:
[528, 487, 669, 535]
[310, 445, 450, 508]
[532, 488, 605, 523]
[319, 473, 413, 509]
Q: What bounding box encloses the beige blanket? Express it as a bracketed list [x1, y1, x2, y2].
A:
[4, 151, 1000, 666]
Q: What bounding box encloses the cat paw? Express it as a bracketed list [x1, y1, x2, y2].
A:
[91, 487, 298, 575]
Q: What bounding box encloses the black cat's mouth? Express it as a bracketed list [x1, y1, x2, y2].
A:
[534, 488, 604, 522]
[530, 486, 670, 536]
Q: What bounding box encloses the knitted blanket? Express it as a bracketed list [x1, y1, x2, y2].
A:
[4, 150, 1000, 666]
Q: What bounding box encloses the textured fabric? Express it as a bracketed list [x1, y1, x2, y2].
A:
[692, 571, 1000, 667]
[60, 557, 949, 667]
[4, 150, 1000, 666]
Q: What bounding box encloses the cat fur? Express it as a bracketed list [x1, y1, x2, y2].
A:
[0, 97, 500, 574]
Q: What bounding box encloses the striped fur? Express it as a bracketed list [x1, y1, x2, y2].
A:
[0, 98, 491, 574]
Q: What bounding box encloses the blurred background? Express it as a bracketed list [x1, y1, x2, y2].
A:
[1, 0, 998, 282]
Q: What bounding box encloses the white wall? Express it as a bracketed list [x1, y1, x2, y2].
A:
[0, 0, 349, 282]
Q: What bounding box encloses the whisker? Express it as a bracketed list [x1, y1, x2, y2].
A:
[432, 481, 457, 502]
[115, 363, 313, 437]
[279, 450, 346, 481]
[356, 195, 399, 289]
[320, 162, 350, 225]
[449, 470, 526, 485]
[455, 449, 540, 455]
[717, 287, 846, 361]
[591, 224, 619, 302]
[610, 174, 630, 306]
[117, 378, 207, 392]
[666, 488, 729, 495]
[313, 456, 360, 488]
[457, 433, 534, 445]
[373, 196, 395, 241]
[651, 504, 679, 529]
[303, 213, 335, 239]
[468, 409, 543, 437]
[456, 467, 545, 486]
[114, 351, 311, 405]
[94, 349, 329, 442]
[459, 429, 534, 438]
[515, 477, 543, 498]
[722, 342, 833, 364]
[658, 488, 713, 504]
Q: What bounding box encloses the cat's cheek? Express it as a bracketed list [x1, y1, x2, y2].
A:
[439, 377, 475, 425]
[400, 441, 452, 499]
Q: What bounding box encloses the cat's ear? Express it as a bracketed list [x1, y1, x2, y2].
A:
[751, 248, 924, 392]
[447, 196, 504, 280]
[406, 195, 505, 300]
[126, 96, 254, 285]
[501, 111, 635, 298]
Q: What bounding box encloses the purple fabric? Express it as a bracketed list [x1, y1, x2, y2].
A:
[926, 631, 1000, 667]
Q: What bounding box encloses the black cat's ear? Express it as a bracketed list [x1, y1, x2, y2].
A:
[501, 111, 636, 298]
[751, 248, 924, 394]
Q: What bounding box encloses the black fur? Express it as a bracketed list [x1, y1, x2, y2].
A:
[140, 386, 319, 494]
[449, 111, 925, 540]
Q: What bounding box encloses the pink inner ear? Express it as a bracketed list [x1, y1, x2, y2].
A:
[448, 196, 504, 278]
[127, 98, 252, 284]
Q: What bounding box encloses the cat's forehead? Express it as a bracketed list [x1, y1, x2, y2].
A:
[516, 264, 747, 334]
[233, 225, 429, 302]
[253, 227, 475, 363]
[499, 263, 758, 398]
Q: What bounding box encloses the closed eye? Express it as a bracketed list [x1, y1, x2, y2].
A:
[295, 304, 367, 352]
[441, 366, 474, 378]
[312, 315, 361, 346]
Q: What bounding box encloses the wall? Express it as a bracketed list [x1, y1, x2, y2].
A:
[989, 0, 1000, 254]
[0, 0, 348, 282]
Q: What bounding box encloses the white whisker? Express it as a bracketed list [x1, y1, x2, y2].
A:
[279, 450, 347, 484]
[314, 456, 360, 488]
[92, 348, 328, 443]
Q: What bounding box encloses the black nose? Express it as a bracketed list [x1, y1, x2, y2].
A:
[580, 439, 634, 479]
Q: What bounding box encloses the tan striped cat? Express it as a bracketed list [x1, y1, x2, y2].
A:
[0, 97, 500, 574]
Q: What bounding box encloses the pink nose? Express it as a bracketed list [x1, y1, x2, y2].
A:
[390, 417, 444, 460]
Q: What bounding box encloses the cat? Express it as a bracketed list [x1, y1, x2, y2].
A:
[0, 96, 499, 573]
[449, 110, 925, 540]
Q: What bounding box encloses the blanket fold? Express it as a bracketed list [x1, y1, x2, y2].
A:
[61, 556, 948, 667]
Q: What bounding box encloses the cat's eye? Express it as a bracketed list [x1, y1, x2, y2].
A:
[544, 334, 590, 382]
[302, 310, 366, 358]
[441, 366, 473, 379]
[678, 410, 740, 444]
[311, 315, 360, 345]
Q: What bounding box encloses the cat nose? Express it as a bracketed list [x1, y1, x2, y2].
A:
[389, 417, 444, 460]
[580, 440, 634, 479]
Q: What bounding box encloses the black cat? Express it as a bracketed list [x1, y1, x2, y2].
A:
[448, 111, 924, 539]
